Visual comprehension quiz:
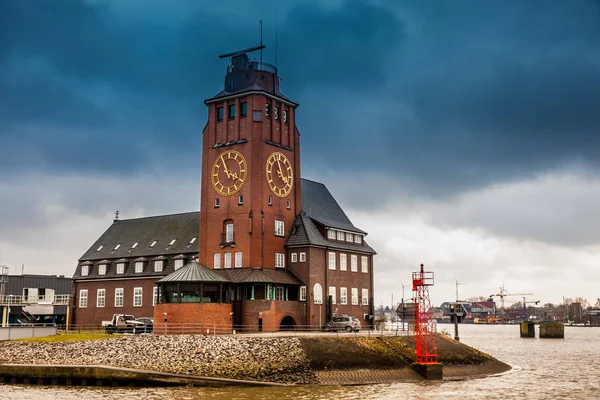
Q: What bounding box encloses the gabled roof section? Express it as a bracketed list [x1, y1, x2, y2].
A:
[301, 179, 367, 235]
[216, 268, 303, 285]
[157, 261, 230, 283]
[79, 212, 200, 262]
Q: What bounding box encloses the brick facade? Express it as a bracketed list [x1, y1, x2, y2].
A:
[154, 303, 233, 334]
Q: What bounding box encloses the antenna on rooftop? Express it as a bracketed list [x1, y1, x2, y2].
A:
[114, 210, 120, 223]
[259, 20, 263, 64]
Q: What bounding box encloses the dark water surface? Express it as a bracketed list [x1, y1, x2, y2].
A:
[2, 324, 599, 399]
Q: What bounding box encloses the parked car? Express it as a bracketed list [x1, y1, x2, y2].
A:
[324, 315, 361, 332]
[136, 317, 154, 333]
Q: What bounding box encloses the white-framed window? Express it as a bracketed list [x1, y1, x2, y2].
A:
[327, 229, 336, 239]
[174, 259, 184, 270]
[235, 251, 243, 268]
[351, 288, 358, 305]
[329, 286, 336, 304]
[115, 288, 124, 307]
[275, 287, 284, 301]
[351, 255, 358, 272]
[340, 287, 348, 305]
[116, 263, 125, 274]
[225, 252, 232, 268]
[361, 256, 369, 273]
[226, 223, 234, 242]
[291, 253, 297, 262]
[154, 260, 164, 272]
[300, 286, 307, 301]
[97, 289, 105, 308]
[79, 289, 88, 308]
[313, 283, 323, 304]
[354, 235, 362, 244]
[133, 287, 142, 307]
[362, 289, 369, 305]
[135, 261, 143, 273]
[346, 233, 353, 242]
[153, 286, 158, 306]
[214, 253, 221, 269]
[98, 264, 107, 275]
[337, 231, 345, 241]
[275, 220, 285, 236]
[299, 252, 306, 262]
[328, 252, 336, 270]
[275, 253, 285, 268]
[81, 265, 89, 276]
[340, 254, 347, 271]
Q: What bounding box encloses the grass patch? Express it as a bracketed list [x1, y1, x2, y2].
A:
[16, 334, 117, 343]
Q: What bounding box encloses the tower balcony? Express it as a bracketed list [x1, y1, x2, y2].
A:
[220, 232, 235, 248]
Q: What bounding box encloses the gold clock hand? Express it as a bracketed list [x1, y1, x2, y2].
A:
[276, 159, 288, 184]
[221, 155, 231, 179]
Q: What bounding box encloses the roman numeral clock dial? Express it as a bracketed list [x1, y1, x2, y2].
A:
[211, 150, 248, 196]
[266, 152, 293, 197]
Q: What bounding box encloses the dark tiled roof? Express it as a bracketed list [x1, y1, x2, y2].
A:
[216, 268, 303, 285]
[205, 82, 295, 104]
[301, 179, 367, 234]
[157, 262, 230, 283]
[79, 212, 199, 261]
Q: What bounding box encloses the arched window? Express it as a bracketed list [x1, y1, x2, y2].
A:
[313, 283, 323, 304]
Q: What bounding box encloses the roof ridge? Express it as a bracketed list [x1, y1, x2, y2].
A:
[116, 211, 199, 222]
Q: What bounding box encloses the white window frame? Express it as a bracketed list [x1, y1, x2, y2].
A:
[275, 253, 285, 268]
[174, 259, 184, 270]
[135, 261, 143, 273]
[340, 254, 347, 271]
[153, 286, 158, 306]
[81, 265, 89, 276]
[299, 252, 306, 262]
[275, 220, 285, 236]
[79, 289, 88, 308]
[351, 288, 358, 305]
[337, 231, 345, 241]
[115, 288, 124, 307]
[300, 286, 307, 301]
[329, 286, 336, 304]
[214, 253, 221, 269]
[351, 255, 358, 272]
[154, 260, 164, 272]
[328, 252, 336, 270]
[133, 287, 143, 307]
[224, 253, 232, 269]
[313, 283, 323, 304]
[327, 229, 336, 239]
[116, 263, 125, 274]
[98, 264, 107, 276]
[361, 256, 369, 273]
[346, 233, 353, 242]
[226, 223, 234, 242]
[362, 288, 369, 305]
[275, 287, 284, 301]
[97, 289, 105, 308]
[291, 253, 297, 263]
[235, 251, 243, 268]
[340, 287, 348, 305]
[354, 235, 362, 244]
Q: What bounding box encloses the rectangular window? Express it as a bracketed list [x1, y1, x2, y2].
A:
[300, 286, 307, 301]
[337, 231, 345, 240]
[241, 102, 247, 116]
[133, 287, 142, 307]
[327, 230, 336, 239]
[79, 289, 88, 308]
[252, 110, 262, 122]
[226, 223, 234, 242]
[116, 263, 125, 274]
[268, 196, 272, 206]
[235, 251, 242, 268]
[225, 253, 232, 268]
[299, 252, 306, 262]
[275, 287, 284, 301]
[275, 253, 285, 268]
[355, 235, 362, 244]
[361, 256, 369, 273]
[174, 259, 184, 270]
[275, 220, 285, 236]
[362, 289, 369, 305]
[154, 260, 164, 272]
[328, 252, 336, 270]
[135, 261, 143, 273]
[351, 255, 358, 272]
[352, 288, 359, 305]
[265, 103, 270, 118]
[153, 286, 158, 306]
[81, 265, 89, 276]
[329, 286, 336, 304]
[215, 198, 220, 208]
[238, 195, 244, 205]
[97, 289, 105, 308]
[217, 106, 224, 121]
[214, 253, 221, 269]
[228, 104, 235, 119]
[340, 254, 347, 271]
[340, 287, 348, 305]
[286, 200, 291, 209]
[98, 264, 107, 275]
[291, 253, 297, 263]
[346, 233, 353, 242]
[115, 288, 124, 307]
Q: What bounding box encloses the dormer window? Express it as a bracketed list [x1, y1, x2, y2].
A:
[150, 240, 158, 247]
[336, 231, 344, 241]
[169, 239, 176, 246]
[98, 264, 107, 275]
[81, 265, 89, 276]
[345, 233, 353, 242]
[327, 230, 336, 240]
[354, 235, 362, 244]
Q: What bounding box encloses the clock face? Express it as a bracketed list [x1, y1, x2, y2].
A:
[266, 152, 293, 197]
[211, 150, 248, 196]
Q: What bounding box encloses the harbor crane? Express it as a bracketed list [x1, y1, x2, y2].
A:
[489, 286, 533, 322]
[522, 297, 540, 321]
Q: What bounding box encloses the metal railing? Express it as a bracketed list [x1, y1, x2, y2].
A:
[0, 294, 71, 306]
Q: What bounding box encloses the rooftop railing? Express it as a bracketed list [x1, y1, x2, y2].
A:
[0, 294, 71, 306]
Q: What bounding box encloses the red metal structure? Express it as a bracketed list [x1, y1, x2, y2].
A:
[412, 263, 438, 364]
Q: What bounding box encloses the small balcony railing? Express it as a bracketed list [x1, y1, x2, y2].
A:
[220, 232, 235, 248]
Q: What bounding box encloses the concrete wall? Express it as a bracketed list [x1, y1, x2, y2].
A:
[0, 326, 57, 341]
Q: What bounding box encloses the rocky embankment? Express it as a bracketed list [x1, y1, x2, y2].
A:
[0, 335, 316, 384]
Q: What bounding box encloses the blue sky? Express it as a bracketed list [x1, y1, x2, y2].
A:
[1, 0, 600, 306]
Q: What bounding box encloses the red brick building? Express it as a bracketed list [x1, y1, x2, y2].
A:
[72, 46, 376, 332]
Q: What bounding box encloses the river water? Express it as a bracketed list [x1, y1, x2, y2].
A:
[1, 324, 599, 399]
